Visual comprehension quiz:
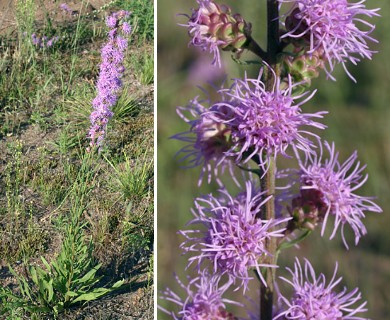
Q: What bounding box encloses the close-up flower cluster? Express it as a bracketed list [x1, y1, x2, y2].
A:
[173, 72, 327, 183]
[159, 0, 384, 318]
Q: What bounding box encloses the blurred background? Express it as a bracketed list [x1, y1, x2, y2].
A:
[157, 0, 390, 318]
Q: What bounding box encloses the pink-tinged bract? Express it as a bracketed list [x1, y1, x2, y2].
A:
[181, 0, 249, 67]
[172, 95, 237, 186]
[296, 141, 382, 248]
[275, 258, 369, 320]
[180, 181, 289, 291]
[280, 0, 379, 81]
[159, 270, 238, 319]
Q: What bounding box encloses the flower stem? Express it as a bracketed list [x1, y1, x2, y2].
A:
[246, 36, 268, 61]
[259, 1, 280, 319]
[260, 156, 276, 320]
[266, 0, 280, 64]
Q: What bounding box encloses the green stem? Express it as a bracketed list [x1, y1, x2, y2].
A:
[259, 1, 280, 319]
[259, 157, 276, 320]
[245, 36, 268, 61]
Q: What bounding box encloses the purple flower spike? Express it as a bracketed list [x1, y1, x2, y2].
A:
[275, 258, 369, 320]
[159, 270, 239, 319]
[88, 12, 131, 149]
[181, 181, 290, 291]
[280, 0, 379, 81]
[223, 71, 327, 171]
[296, 140, 382, 248]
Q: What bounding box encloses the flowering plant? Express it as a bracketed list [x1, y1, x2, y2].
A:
[160, 0, 381, 319]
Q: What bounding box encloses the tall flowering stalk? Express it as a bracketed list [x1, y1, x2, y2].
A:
[88, 11, 131, 149]
[161, 0, 381, 319]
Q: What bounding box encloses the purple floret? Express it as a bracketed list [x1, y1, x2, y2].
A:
[173, 69, 327, 183]
[295, 140, 382, 248]
[221, 71, 326, 171]
[275, 258, 369, 320]
[159, 270, 239, 319]
[180, 181, 289, 291]
[279, 0, 379, 81]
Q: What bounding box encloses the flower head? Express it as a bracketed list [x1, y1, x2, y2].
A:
[221, 72, 326, 170]
[59, 3, 74, 15]
[180, 181, 289, 290]
[280, 0, 379, 81]
[121, 22, 132, 35]
[172, 95, 236, 186]
[182, 0, 250, 67]
[173, 71, 326, 182]
[275, 258, 369, 320]
[159, 270, 238, 319]
[295, 140, 382, 248]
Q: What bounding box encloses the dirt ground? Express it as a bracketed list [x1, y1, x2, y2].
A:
[0, 0, 110, 35]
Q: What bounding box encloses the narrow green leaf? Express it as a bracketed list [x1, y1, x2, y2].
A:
[47, 278, 54, 303]
[277, 229, 312, 253]
[71, 288, 110, 303]
[29, 266, 38, 285]
[40, 256, 52, 272]
[75, 264, 101, 285]
[111, 279, 125, 289]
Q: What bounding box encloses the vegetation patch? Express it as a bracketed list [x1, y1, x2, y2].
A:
[0, 0, 154, 319]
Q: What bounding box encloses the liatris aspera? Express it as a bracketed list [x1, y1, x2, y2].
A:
[293, 140, 382, 248]
[275, 258, 368, 319]
[280, 0, 379, 81]
[159, 270, 239, 319]
[88, 10, 131, 149]
[180, 181, 289, 291]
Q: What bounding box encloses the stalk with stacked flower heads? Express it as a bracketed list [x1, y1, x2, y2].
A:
[160, 0, 381, 319]
[88, 10, 131, 150]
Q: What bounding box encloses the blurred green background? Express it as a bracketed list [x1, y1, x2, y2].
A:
[157, 0, 390, 318]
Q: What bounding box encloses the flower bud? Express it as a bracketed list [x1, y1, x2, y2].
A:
[282, 51, 324, 86]
[287, 188, 327, 233]
[186, 0, 251, 66]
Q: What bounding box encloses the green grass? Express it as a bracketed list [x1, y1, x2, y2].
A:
[132, 51, 154, 85]
[114, 0, 154, 43]
[0, 0, 153, 318]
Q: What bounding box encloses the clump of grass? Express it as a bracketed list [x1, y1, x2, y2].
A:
[134, 52, 153, 85]
[0, 210, 49, 262]
[15, 0, 36, 56]
[122, 201, 153, 255]
[67, 85, 140, 124]
[105, 149, 153, 202]
[5, 140, 24, 215]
